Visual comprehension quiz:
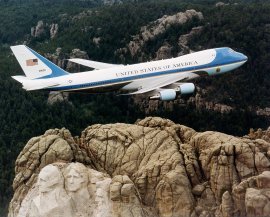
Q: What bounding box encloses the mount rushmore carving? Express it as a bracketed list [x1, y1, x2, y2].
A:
[8, 117, 270, 217]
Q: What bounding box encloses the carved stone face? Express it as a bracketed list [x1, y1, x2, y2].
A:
[38, 165, 62, 193]
[66, 168, 85, 192]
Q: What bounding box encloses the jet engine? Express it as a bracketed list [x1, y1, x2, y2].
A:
[177, 83, 195, 95]
[149, 89, 177, 101]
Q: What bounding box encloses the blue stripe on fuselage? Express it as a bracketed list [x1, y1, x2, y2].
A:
[49, 48, 245, 91]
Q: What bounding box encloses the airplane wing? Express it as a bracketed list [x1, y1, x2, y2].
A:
[68, 58, 122, 69]
[122, 73, 189, 95]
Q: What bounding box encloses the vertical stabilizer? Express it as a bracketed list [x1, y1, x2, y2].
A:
[10, 45, 69, 79]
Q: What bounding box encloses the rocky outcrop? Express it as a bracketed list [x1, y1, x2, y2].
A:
[93, 37, 101, 46]
[256, 107, 270, 117]
[31, 21, 59, 39]
[103, 0, 123, 5]
[117, 9, 203, 58]
[247, 127, 270, 143]
[66, 48, 89, 72]
[177, 26, 203, 56]
[215, 2, 229, 7]
[155, 43, 173, 60]
[8, 117, 270, 217]
[154, 25, 204, 59]
[187, 91, 234, 113]
[50, 23, 59, 39]
[71, 10, 93, 21]
[31, 21, 45, 38]
[47, 91, 70, 105]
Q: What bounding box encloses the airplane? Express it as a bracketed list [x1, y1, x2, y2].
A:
[10, 45, 247, 101]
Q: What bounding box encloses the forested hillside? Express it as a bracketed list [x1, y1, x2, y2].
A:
[0, 0, 269, 215]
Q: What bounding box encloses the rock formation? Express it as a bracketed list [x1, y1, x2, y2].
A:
[103, 0, 123, 5]
[50, 23, 59, 39]
[116, 9, 204, 59]
[47, 91, 70, 105]
[155, 43, 173, 60]
[8, 117, 270, 217]
[247, 127, 270, 143]
[154, 25, 204, 60]
[93, 37, 101, 46]
[215, 2, 230, 7]
[31, 21, 45, 38]
[31, 20, 59, 39]
[66, 48, 89, 72]
[256, 107, 270, 117]
[45, 47, 66, 69]
[177, 26, 203, 56]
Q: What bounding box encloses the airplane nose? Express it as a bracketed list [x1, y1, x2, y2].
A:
[235, 52, 248, 62]
[242, 54, 248, 62]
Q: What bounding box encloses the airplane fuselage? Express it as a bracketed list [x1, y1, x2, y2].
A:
[11, 45, 247, 99]
[45, 47, 247, 93]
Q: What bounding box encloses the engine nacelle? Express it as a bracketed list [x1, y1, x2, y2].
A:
[178, 83, 195, 95]
[150, 89, 177, 101]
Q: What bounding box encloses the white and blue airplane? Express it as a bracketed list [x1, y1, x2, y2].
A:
[11, 45, 247, 101]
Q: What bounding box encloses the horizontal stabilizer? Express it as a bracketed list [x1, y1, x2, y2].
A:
[68, 58, 121, 69]
[11, 75, 29, 83]
[12, 76, 59, 91]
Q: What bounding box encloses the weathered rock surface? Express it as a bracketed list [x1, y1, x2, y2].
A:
[155, 43, 173, 60]
[215, 2, 229, 7]
[31, 21, 45, 38]
[247, 127, 270, 143]
[66, 48, 89, 72]
[256, 107, 270, 117]
[50, 23, 59, 39]
[47, 91, 70, 105]
[103, 0, 123, 5]
[8, 117, 270, 217]
[177, 26, 203, 56]
[31, 21, 59, 39]
[187, 91, 235, 114]
[116, 9, 203, 59]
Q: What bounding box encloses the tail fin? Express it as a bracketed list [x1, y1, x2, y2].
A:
[10, 45, 69, 79]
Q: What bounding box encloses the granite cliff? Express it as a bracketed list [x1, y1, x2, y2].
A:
[8, 117, 270, 217]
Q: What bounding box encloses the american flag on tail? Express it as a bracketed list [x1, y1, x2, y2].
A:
[26, 59, 38, 66]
